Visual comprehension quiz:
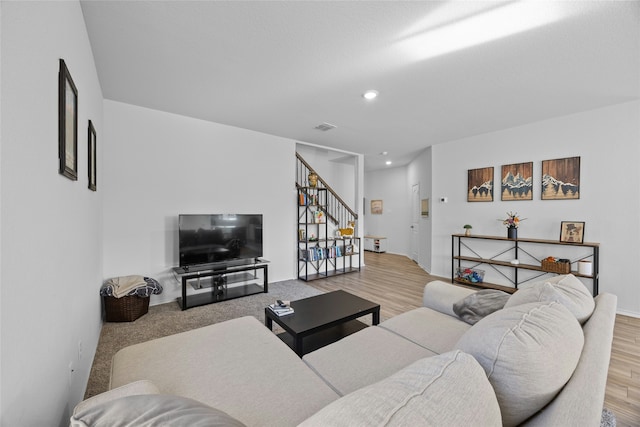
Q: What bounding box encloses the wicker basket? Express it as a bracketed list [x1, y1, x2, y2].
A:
[103, 295, 150, 322]
[541, 259, 571, 274]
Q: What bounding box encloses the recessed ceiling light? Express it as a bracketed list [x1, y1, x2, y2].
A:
[363, 90, 379, 100]
[386, 161, 392, 165]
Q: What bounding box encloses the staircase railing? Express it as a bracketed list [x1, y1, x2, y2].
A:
[296, 152, 358, 232]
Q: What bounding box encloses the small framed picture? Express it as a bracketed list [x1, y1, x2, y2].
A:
[58, 59, 78, 180]
[88, 120, 97, 191]
[421, 199, 429, 217]
[371, 199, 383, 214]
[560, 221, 585, 243]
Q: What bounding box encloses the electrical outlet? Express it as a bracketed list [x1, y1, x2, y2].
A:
[68, 361, 75, 385]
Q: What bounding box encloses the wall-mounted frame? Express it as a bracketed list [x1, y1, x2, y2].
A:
[560, 221, 585, 243]
[421, 199, 429, 217]
[467, 167, 494, 202]
[58, 59, 78, 180]
[501, 161, 533, 200]
[88, 120, 97, 191]
[371, 199, 383, 214]
[542, 156, 580, 200]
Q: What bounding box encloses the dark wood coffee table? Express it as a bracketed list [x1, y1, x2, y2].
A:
[264, 290, 380, 357]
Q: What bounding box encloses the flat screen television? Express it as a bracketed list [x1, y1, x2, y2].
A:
[179, 214, 263, 268]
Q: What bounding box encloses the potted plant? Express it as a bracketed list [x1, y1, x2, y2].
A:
[463, 224, 472, 236]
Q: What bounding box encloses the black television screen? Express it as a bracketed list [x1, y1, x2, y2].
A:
[179, 214, 263, 267]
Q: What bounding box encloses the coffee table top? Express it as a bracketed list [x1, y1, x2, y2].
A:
[270, 290, 380, 336]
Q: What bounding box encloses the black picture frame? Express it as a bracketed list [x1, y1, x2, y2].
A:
[88, 120, 96, 191]
[560, 221, 585, 243]
[58, 59, 78, 180]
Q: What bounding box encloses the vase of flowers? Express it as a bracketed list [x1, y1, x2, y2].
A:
[500, 212, 525, 239]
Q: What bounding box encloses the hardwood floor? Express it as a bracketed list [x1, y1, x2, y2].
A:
[306, 251, 640, 427]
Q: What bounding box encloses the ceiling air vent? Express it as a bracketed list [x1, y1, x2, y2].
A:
[314, 122, 337, 131]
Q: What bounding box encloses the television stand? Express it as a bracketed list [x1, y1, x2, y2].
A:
[172, 260, 269, 310]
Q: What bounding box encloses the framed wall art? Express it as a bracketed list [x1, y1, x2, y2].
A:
[371, 199, 383, 214]
[88, 120, 97, 191]
[467, 167, 494, 202]
[501, 162, 533, 201]
[58, 59, 78, 180]
[560, 221, 585, 243]
[421, 199, 429, 217]
[542, 156, 580, 200]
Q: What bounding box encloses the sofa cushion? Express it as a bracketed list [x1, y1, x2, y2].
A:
[379, 307, 470, 353]
[110, 316, 339, 427]
[455, 302, 584, 427]
[70, 394, 246, 427]
[299, 350, 502, 427]
[303, 326, 436, 396]
[505, 274, 594, 324]
[453, 289, 511, 325]
[72, 380, 160, 417]
[422, 280, 478, 317]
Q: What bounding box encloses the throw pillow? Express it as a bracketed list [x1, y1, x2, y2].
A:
[505, 274, 595, 324]
[299, 350, 502, 427]
[70, 394, 246, 427]
[453, 289, 511, 325]
[455, 301, 584, 427]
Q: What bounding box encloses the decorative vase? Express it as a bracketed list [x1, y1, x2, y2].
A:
[308, 171, 318, 188]
[464, 229, 471, 236]
[507, 227, 517, 239]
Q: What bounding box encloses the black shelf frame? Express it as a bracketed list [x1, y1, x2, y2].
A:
[173, 260, 269, 310]
[451, 234, 599, 295]
[297, 187, 360, 281]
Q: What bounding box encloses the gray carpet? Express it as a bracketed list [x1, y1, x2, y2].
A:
[84, 279, 323, 399]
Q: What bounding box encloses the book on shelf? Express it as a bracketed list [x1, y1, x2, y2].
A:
[268, 303, 294, 316]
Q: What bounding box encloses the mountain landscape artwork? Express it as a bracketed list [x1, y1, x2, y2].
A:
[468, 167, 494, 202]
[501, 162, 533, 201]
[542, 156, 580, 200]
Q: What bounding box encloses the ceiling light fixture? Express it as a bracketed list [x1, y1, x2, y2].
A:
[363, 90, 379, 100]
[386, 161, 392, 165]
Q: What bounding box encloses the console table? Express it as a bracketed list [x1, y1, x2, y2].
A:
[173, 260, 269, 310]
[452, 234, 599, 295]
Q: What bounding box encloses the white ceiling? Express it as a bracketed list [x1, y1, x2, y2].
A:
[80, 1, 640, 171]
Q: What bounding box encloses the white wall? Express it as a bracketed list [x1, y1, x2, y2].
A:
[1, 1, 103, 425]
[103, 101, 297, 305]
[431, 101, 640, 315]
[363, 167, 411, 255]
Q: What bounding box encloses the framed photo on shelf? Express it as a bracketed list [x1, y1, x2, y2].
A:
[560, 221, 585, 243]
[58, 59, 78, 181]
[88, 120, 97, 191]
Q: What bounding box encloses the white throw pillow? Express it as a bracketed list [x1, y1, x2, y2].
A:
[455, 302, 584, 427]
[299, 350, 502, 427]
[70, 394, 246, 427]
[505, 274, 595, 324]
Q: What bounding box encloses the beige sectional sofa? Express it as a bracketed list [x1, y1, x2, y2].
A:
[72, 275, 617, 427]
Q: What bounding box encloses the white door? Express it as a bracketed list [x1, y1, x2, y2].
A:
[411, 184, 420, 262]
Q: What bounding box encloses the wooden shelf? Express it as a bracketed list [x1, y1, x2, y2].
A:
[453, 255, 595, 279]
[452, 234, 599, 295]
